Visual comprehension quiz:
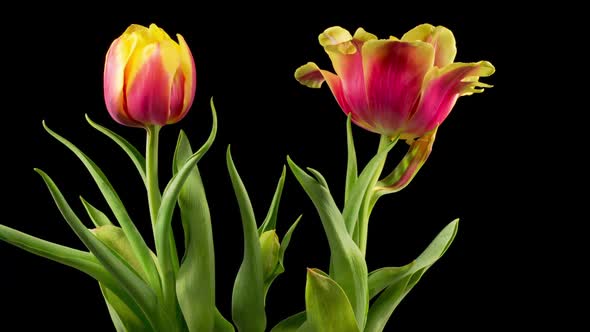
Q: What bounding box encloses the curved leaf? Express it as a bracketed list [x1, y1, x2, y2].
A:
[270, 311, 306, 332]
[344, 115, 358, 206]
[154, 98, 218, 316]
[80, 196, 113, 227]
[33, 169, 162, 330]
[259, 166, 286, 235]
[42, 122, 161, 295]
[341, 139, 396, 235]
[365, 219, 459, 332]
[287, 157, 368, 329]
[85, 114, 146, 185]
[173, 130, 217, 332]
[306, 268, 359, 332]
[227, 146, 266, 332]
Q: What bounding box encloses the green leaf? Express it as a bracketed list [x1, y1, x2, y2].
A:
[155, 98, 218, 317]
[173, 130, 217, 332]
[258, 166, 286, 235]
[33, 169, 162, 330]
[80, 196, 113, 227]
[305, 268, 360, 332]
[85, 114, 146, 185]
[0, 225, 153, 330]
[341, 140, 395, 235]
[344, 115, 357, 206]
[42, 121, 161, 296]
[367, 263, 415, 299]
[287, 157, 368, 330]
[227, 146, 266, 332]
[270, 311, 306, 332]
[262, 215, 301, 299]
[101, 284, 129, 332]
[214, 309, 236, 332]
[100, 283, 153, 332]
[365, 219, 459, 332]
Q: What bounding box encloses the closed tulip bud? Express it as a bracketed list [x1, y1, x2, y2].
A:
[259, 230, 280, 280]
[104, 23, 196, 127]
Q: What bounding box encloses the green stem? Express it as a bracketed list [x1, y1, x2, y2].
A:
[146, 125, 162, 229]
[146, 125, 180, 299]
[358, 135, 396, 256]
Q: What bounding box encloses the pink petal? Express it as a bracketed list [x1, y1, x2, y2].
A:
[361, 40, 434, 136]
[168, 68, 186, 123]
[125, 44, 173, 126]
[103, 38, 142, 127]
[320, 27, 371, 120]
[406, 61, 495, 136]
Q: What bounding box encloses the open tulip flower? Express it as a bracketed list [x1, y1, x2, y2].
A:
[1, 22, 494, 332]
[295, 24, 495, 141]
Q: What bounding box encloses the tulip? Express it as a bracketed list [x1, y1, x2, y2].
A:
[295, 24, 494, 141]
[104, 23, 196, 127]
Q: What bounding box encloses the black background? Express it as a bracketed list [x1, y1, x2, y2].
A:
[2, 2, 534, 331]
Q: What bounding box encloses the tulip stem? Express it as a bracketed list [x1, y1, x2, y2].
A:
[358, 135, 396, 256]
[146, 125, 162, 228]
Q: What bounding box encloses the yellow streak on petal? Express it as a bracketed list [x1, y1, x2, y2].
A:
[401, 23, 436, 42]
[295, 62, 325, 88]
[353, 28, 377, 42]
[319, 26, 356, 54]
[177, 33, 196, 110]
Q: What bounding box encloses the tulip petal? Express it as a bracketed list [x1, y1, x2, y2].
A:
[295, 63, 374, 131]
[125, 44, 177, 126]
[321, 27, 372, 122]
[361, 40, 434, 136]
[402, 24, 456, 67]
[103, 36, 141, 127]
[406, 61, 495, 135]
[177, 34, 197, 118]
[168, 68, 186, 123]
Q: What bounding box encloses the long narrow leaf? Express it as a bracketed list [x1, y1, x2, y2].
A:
[80, 196, 113, 227]
[0, 225, 153, 330]
[344, 115, 357, 205]
[287, 157, 368, 330]
[365, 219, 459, 332]
[227, 146, 266, 332]
[42, 122, 160, 295]
[32, 170, 162, 329]
[155, 98, 217, 317]
[367, 264, 414, 299]
[100, 283, 153, 332]
[85, 114, 146, 185]
[341, 140, 395, 234]
[173, 130, 216, 332]
[258, 166, 286, 235]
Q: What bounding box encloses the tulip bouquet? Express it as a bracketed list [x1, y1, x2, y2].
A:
[1, 22, 494, 332]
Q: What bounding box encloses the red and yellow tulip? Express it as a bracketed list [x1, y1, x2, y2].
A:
[295, 24, 494, 141]
[104, 24, 196, 127]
